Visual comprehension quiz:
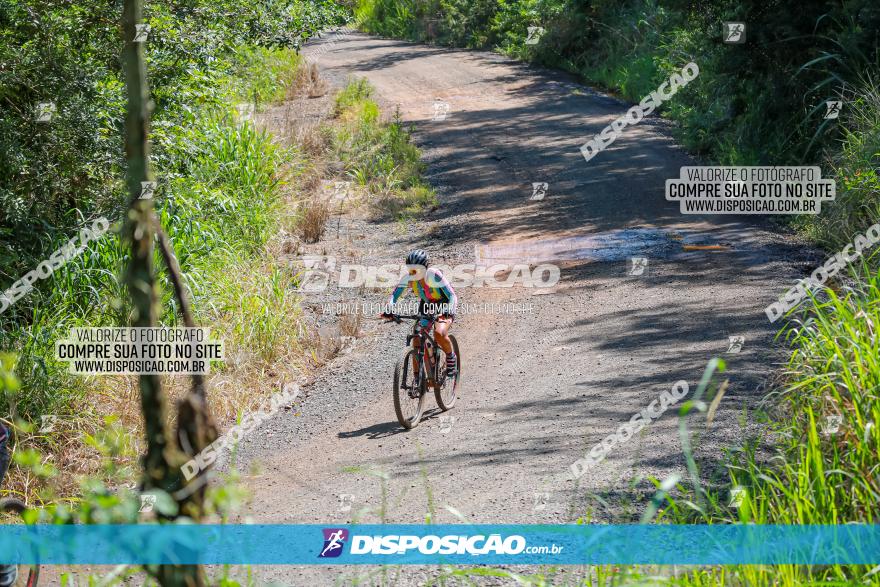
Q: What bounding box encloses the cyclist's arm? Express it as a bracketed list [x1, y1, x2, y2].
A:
[387, 275, 409, 311]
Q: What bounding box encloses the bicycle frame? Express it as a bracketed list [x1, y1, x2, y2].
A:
[407, 317, 440, 385]
[385, 312, 450, 393]
[386, 311, 458, 428]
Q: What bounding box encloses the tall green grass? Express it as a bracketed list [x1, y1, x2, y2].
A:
[332, 78, 437, 218]
[616, 267, 880, 586]
[798, 80, 880, 249]
[230, 47, 305, 106]
[0, 48, 303, 426]
[587, 264, 880, 585]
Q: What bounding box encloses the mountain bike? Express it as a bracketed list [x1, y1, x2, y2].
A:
[0, 497, 39, 587]
[383, 313, 460, 429]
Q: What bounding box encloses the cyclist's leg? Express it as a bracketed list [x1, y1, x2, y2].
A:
[433, 316, 453, 354]
[434, 316, 456, 375]
[410, 335, 421, 384]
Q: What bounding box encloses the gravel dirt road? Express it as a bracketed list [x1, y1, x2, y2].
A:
[226, 32, 816, 585]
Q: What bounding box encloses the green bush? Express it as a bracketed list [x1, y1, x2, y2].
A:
[0, 112, 292, 419]
[0, 0, 346, 282]
[0, 0, 346, 419]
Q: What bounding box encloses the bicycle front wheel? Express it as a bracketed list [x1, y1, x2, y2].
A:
[393, 349, 426, 429]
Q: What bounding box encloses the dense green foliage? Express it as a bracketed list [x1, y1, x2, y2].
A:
[798, 80, 880, 248]
[356, 0, 880, 236]
[0, 0, 345, 418]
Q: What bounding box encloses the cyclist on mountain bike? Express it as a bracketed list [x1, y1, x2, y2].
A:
[381, 249, 458, 381]
[0, 422, 16, 587]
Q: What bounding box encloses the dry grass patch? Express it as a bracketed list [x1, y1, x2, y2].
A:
[287, 62, 329, 99]
[299, 198, 331, 243]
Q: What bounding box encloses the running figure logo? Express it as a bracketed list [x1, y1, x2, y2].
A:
[824, 100, 842, 120]
[530, 182, 548, 201]
[628, 257, 648, 276]
[525, 26, 545, 45]
[726, 335, 745, 353]
[722, 22, 746, 44]
[319, 528, 349, 558]
[431, 99, 450, 121]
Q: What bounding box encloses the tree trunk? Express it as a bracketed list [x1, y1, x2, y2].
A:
[121, 1, 211, 584]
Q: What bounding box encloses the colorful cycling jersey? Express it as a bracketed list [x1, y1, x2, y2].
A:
[389, 267, 458, 316]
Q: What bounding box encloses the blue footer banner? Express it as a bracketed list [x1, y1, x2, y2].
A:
[1, 524, 879, 565]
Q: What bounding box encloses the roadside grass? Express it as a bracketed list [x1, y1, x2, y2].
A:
[331, 78, 438, 219]
[401, 333, 879, 585]
[0, 49, 312, 501]
[2, 56, 441, 508]
[796, 80, 880, 249]
[732, 262, 880, 528]
[639, 290, 880, 586]
[231, 47, 305, 106]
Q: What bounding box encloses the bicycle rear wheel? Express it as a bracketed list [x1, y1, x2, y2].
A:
[393, 349, 426, 429]
[434, 335, 459, 411]
[0, 498, 40, 587]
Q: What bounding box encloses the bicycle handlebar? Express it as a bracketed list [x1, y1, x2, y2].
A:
[380, 313, 432, 323]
